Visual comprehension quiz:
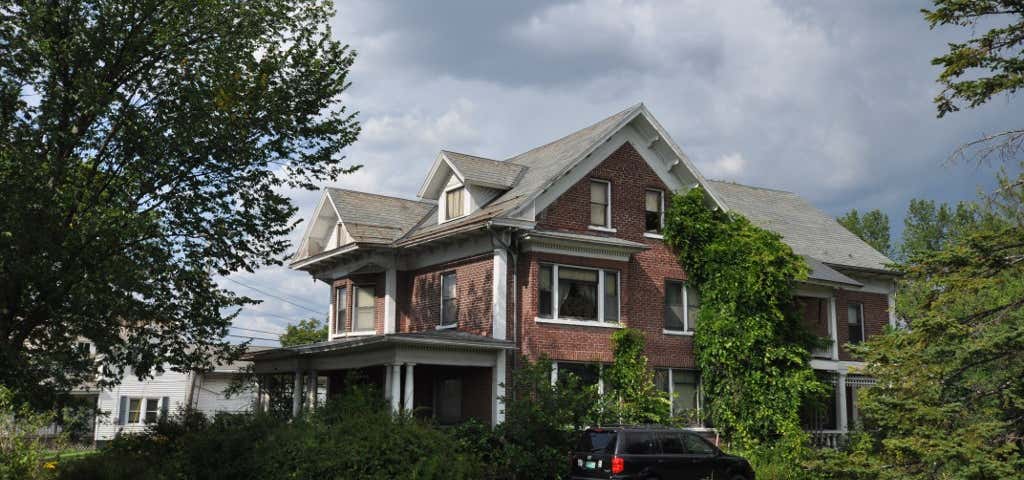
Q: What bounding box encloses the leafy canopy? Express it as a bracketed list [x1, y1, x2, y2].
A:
[0, 0, 359, 406]
[837, 209, 892, 258]
[663, 187, 824, 447]
[279, 318, 328, 347]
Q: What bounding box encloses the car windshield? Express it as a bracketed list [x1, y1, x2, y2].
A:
[575, 430, 618, 454]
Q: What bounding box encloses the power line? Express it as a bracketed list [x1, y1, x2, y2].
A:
[222, 277, 326, 315]
[227, 333, 281, 342]
[239, 308, 314, 323]
[230, 325, 285, 336]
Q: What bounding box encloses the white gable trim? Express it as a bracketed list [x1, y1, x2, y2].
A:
[293, 190, 341, 263]
[417, 152, 467, 200]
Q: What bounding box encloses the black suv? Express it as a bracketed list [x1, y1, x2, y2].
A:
[570, 426, 754, 480]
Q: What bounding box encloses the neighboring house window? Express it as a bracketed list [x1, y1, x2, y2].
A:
[589, 179, 610, 227]
[645, 189, 664, 233]
[445, 187, 465, 220]
[353, 285, 376, 331]
[664, 281, 700, 332]
[440, 272, 457, 327]
[536, 264, 620, 323]
[335, 286, 347, 333]
[847, 302, 864, 344]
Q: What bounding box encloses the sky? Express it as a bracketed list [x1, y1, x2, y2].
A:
[222, 0, 1020, 345]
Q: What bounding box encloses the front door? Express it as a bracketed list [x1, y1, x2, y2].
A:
[435, 377, 462, 424]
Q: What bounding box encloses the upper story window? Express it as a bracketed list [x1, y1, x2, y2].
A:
[537, 263, 620, 323]
[589, 179, 611, 228]
[353, 285, 376, 332]
[335, 286, 348, 333]
[645, 189, 664, 233]
[440, 272, 457, 327]
[664, 280, 700, 333]
[847, 302, 864, 344]
[445, 187, 466, 221]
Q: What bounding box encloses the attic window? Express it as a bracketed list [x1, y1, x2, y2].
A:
[445, 187, 465, 221]
[590, 180, 610, 227]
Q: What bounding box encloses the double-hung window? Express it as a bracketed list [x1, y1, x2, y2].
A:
[445, 187, 465, 221]
[847, 302, 864, 344]
[440, 272, 458, 327]
[335, 286, 348, 333]
[121, 397, 164, 425]
[664, 280, 700, 333]
[353, 285, 376, 332]
[645, 189, 664, 233]
[655, 369, 703, 420]
[537, 264, 620, 323]
[127, 398, 142, 424]
[589, 180, 611, 227]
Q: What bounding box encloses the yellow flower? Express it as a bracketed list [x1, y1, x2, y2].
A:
[44, 461, 57, 470]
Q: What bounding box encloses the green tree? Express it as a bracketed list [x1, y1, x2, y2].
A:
[837, 209, 892, 257]
[0, 0, 360, 407]
[602, 328, 671, 425]
[899, 199, 980, 260]
[279, 318, 328, 347]
[663, 187, 824, 448]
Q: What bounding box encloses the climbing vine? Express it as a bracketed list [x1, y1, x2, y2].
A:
[663, 187, 825, 447]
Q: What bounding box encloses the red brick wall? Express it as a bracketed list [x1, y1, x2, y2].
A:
[331, 272, 385, 334]
[836, 289, 889, 360]
[520, 142, 696, 368]
[398, 254, 494, 336]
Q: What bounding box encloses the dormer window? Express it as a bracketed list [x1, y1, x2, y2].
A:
[445, 187, 466, 221]
[589, 179, 611, 227]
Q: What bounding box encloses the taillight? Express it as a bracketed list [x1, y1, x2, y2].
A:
[611, 456, 624, 474]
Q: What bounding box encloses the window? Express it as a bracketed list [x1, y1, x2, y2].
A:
[656, 368, 701, 417]
[800, 375, 838, 431]
[557, 362, 601, 388]
[537, 264, 620, 323]
[589, 180, 610, 227]
[76, 341, 91, 357]
[335, 286, 347, 333]
[681, 432, 716, 455]
[664, 281, 699, 332]
[659, 432, 687, 454]
[353, 285, 376, 331]
[127, 398, 142, 424]
[144, 398, 160, 423]
[445, 187, 465, 220]
[645, 189, 664, 233]
[622, 432, 660, 455]
[441, 272, 457, 327]
[847, 302, 864, 344]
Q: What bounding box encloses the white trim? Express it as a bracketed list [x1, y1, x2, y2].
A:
[587, 225, 618, 233]
[588, 178, 612, 228]
[435, 324, 457, 330]
[538, 263, 621, 324]
[643, 232, 665, 240]
[662, 329, 694, 336]
[837, 372, 848, 432]
[330, 330, 376, 339]
[493, 351, 506, 425]
[403, 363, 415, 412]
[384, 268, 396, 334]
[535, 317, 624, 329]
[492, 249, 508, 340]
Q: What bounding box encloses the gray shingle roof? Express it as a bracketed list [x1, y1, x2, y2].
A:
[442, 150, 525, 189]
[707, 180, 893, 271]
[325, 188, 434, 243]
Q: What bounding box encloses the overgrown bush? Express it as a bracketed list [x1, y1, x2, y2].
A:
[0, 386, 59, 480]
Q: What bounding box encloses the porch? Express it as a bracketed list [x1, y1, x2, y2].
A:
[248, 331, 513, 426]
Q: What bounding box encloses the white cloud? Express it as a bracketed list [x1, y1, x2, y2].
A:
[702, 152, 746, 179]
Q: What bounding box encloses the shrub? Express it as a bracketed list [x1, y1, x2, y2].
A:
[0, 386, 58, 480]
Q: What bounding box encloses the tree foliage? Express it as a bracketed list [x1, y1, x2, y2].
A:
[602, 328, 672, 425]
[900, 198, 981, 261]
[0, 0, 359, 406]
[663, 187, 824, 447]
[837, 209, 892, 258]
[279, 317, 328, 347]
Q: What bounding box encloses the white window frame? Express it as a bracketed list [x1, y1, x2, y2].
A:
[442, 185, 467, 222]
[644, 189, 665, 238]
[125, 397, 163, 425]
[335, 286, 348, 335]
[535, 263, 621, 327]
[663, 280, 696, 336]
[438, 271, 457, 329]
[588, 179, 614, 232]
[663, 368, 703, 417]
[352, 285, 376, 332]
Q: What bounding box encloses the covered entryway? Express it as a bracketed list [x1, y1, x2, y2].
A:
[248, 331, 512, 425]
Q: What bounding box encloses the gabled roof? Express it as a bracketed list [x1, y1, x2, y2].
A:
[442, 150, 525, 189]
[325, 188, 433, 243]
[707, 180, 893, 272]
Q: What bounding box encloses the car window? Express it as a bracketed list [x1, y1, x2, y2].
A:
[682, 432, 716, 455]
[658, 432, 686, 454]
[622, 432, 660, 455]
[576, 430, 618, 454]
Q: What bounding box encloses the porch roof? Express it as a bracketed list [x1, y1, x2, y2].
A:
[247, 330, 514, 361]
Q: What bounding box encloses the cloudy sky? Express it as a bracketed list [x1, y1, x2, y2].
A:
[223, 0, 1020, 345]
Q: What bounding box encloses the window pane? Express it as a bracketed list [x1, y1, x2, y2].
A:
[665, 281, 684, 330]
[603, 271, 618, 322]
[622, 432, 660, 455]
[686, 285, 700, 332]
[848, 303, 863, 343]
[654, 369, 669, 393]
[144, 399, 160, 423]
[558, 267, 598, 320]
[660, 432, 687, 454]
[558, 363, 600, 388]
[355, 286, 375, 331]
[590, 181, 608, 204]
[336, 287, 347, 332]
[446, 188, 465, 220]
[128, 398, 141, 424]
[442, 272, 457, 299]
[682, 433, 715, 455]
[442, 299, 458, 326]
[590, 181, 608, 226]
[590, 204, 607, 226]
[538, 265, 553, 318]
[645, 190, 661, 211]
[672, 370, 699, 414]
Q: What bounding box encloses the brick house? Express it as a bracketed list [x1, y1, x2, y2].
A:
[249, 104, 897, 443]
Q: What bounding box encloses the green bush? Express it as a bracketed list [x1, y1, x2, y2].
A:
[0, 386, 58, 480]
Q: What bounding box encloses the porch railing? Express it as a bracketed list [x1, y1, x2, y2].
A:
[810, 431, 847, 449]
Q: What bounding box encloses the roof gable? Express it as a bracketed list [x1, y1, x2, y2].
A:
[417, 150, 525, 199]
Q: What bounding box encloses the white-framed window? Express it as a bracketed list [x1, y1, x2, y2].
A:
[335, 286, 348, 334]
[847, 302, 864, 344]
[444, 187, 466, 221]
[353, 285, 376, 332]
[664, 280, 700, 333]
[440, 272, 457, 327]
[536, 263, 620, 323]
[128, 398, 142, 424]
[645, 189, 664, 234]
[655, 368, 703, 418]
[121, 396, 165, 425]
[589, 179, 611, 227]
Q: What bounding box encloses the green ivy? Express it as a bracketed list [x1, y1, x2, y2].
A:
[663, 187, 825, 448]
[602, 328, 672, 425]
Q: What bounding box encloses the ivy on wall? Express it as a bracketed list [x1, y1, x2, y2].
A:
[663, 187, 825, 447]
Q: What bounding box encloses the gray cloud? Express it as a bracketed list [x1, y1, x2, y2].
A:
[225, 0, 1019, 341]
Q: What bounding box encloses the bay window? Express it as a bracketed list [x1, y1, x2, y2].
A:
[536, 263, 620, 323]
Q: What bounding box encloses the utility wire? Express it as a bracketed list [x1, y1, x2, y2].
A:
[227, 333, 281, 342]
[230, 325, 285, 336]
[222, 277, 326, 315]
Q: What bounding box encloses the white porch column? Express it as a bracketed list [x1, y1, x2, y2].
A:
[492, 248, 508, 340]
[384, 364, 393, 402]
[384, 267, 397, 334]
[492, 352, 506, 425]
[550, 362, 558, 385]
[837, 372, 848, 432]
[403, 363, 415, 412]
[254, 377, 263, 413]
[828, 296, 839, 360]
[389, 364, 402, 413]
[292, 370, 302, 417]
[307, 370, 318, 410]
